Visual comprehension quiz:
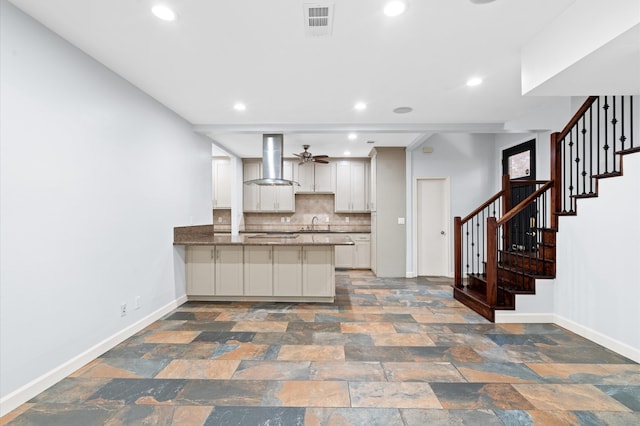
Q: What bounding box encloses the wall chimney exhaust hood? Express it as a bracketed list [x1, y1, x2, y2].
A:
[244, 134, 299, 186]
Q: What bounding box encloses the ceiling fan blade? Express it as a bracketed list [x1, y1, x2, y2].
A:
[312, 155, 329, 159]
[293, 153, 303, 158]
[313, 159, 329, 164]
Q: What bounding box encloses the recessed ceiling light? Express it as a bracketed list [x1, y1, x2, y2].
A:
[344, 151, 351, 156]
[354, 102, 367, 111]
[469, 0, 496, 4]
[393, 106, 413, 114]
[466, 77, 483, 87]
[233, 102, 247, 111]
[384, 1, 407, 17]
[151, 5, 176, 21]
[348, 133, 357, 140]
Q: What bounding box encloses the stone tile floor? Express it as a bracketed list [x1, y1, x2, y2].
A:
[2, 270, 639, 425]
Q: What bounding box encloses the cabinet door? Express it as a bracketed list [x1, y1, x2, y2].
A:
[273, 246, 302, 296]
[370, 155, 377, 212]
[275, 161, 295, 211]
[335, 162, 351, 212]
[244, 246, 273, 296]
[260, 186, 277, 211]
[295, 163, 315, 193]
[187, 246, 215, 296]
[213, 158, 231, 208]
[243, 162, 261, 212]
[349, 161, 366, 211]
[335, 245, 354, 268]
[314, 163, 334, 192]
[215, 246, 244, 295]
[302, 246, 334, 297]
[354, 241, 371, 269]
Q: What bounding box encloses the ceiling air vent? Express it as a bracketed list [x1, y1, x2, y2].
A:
[303, 3, 334, 36]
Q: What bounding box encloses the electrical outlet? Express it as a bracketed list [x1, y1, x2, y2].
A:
[286, 217, 291, 223]
[280, 217, 285, 223]
[120, 303, 127, 317]
[134, 296, 141, 310]
[345, 217, 349, 223]
[325, 217, 330, 222]
[217, 217, 222, 223]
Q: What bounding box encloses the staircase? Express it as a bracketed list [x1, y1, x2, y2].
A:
[453, 95, 637, 322]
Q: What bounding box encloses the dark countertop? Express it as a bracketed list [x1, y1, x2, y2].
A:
[174, 226, 355, 246]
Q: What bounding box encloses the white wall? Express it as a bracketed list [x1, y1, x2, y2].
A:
[554, 152, 640, 361]
[0, 0, 211, 409]
[408, 133, 497, 276]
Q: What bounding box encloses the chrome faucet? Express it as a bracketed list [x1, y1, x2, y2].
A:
[311, 216, 319, 230]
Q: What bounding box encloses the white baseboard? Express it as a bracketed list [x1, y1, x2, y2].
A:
[406, 271, 416, 278]
[553, 314, 640, 364]
[0, 295, 188, 417]
[494, 312, 555, 323]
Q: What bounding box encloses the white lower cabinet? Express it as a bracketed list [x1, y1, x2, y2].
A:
[214, 246, 244, 296]
[244, 246, 273, 296]
[273, 246, 302, 296]
[334, 234, 370, 269]
[186, 245, 334, 300]
[186, 246, 215, 296]
[303, 246, 335, 297]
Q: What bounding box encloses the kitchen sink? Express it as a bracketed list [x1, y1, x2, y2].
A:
[247, 233, 300, 239]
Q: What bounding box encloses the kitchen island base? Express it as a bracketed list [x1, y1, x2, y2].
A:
[184, 242, 342, 303]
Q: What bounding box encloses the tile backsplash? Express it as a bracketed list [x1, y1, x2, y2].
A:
[213, 194, 370, 233]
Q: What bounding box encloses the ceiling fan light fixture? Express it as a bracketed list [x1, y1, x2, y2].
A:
[348, 133, 357, 140]
[151, 4, 176, 21]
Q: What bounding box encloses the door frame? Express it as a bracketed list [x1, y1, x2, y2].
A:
[413, 177, 451, 278]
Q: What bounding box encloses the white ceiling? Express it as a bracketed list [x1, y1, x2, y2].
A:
[9, 0, 586, 158]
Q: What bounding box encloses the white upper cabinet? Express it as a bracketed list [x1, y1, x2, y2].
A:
[243, 160, 295, 212]
[213, 157, 231, 209]
[335, 159, 368, 212]
[243, 161, 261, 212]
[294, 162, 335, 193]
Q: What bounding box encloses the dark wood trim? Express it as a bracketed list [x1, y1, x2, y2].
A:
[550, 132, 561, 229]
[497, 181, 554, 226]
[557, 96, 598, 140]
[460, 191, 503, 224]
[454, 216, 462, 288]
[486, 216, 498, 307]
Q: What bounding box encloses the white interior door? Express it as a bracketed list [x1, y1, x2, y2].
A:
[417, 178, 449, 276]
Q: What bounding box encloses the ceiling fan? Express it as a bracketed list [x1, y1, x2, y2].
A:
[293, 145, 329, 165]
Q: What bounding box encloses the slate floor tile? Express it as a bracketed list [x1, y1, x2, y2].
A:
[430, 383, 535, 410]
[305, 407, 404, 426]
[204, 407, 305, 426]
[512, 384, 632, 411]
[4, 270, 639, 425]
[349, 382, 441, 409]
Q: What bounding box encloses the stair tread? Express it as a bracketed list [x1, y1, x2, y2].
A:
[572, 193, 598, 199]
[593, 171, 622, 179]
[617, 146, 640, 155]
[498, 264, 554, 279]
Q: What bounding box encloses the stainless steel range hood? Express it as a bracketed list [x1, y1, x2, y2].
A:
[243, 134, 299, 186]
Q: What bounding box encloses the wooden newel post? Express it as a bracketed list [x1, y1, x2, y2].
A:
[550, 132, 561, 230]
[486, 216, 498, 306]
[454, 216, 462, 288]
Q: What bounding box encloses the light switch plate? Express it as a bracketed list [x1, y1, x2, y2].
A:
[398, 217, 405, 225]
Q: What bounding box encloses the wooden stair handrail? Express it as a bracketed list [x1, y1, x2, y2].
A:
[557, 96, 598, 140]
[497, 181, 554, 227]
[460, 190, 504, 224]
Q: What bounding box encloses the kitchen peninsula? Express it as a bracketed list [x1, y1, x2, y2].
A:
[174, 225, 354, 303]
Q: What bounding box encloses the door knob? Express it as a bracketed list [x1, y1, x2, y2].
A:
[440, 231, 446, 235]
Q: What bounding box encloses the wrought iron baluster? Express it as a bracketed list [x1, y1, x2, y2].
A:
[581, 116, 587, 195]
[597, 96, 601, 175]
[603, 96, 610, 173]
[631, 95, 634, 149]
[612, 96, 617, 166]
[589, 105, 594, 194]
[620, 96, 626, 151]
[568, 130, 574, 212]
